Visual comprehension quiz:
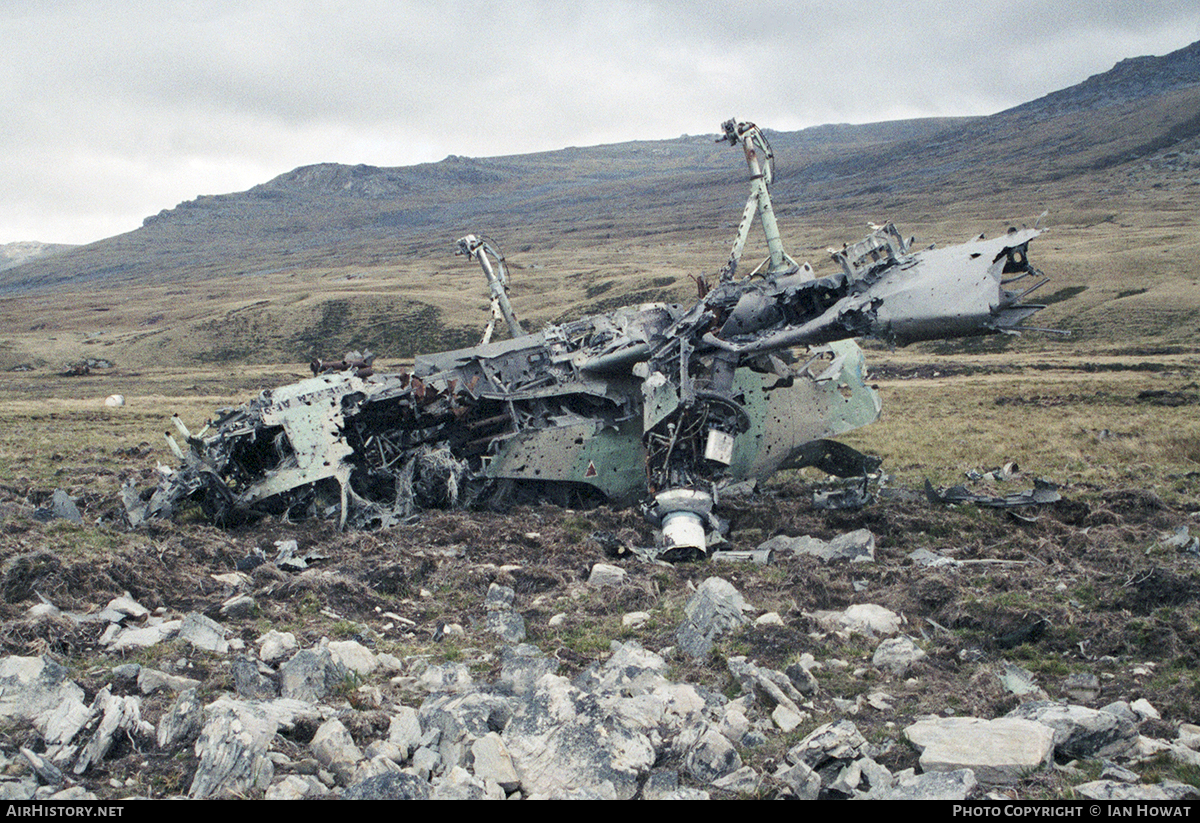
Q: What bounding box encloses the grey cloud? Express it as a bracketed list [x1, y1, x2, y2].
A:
[1, 0, 1197, 242]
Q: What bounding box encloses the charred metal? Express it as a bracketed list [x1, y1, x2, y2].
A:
[123, 119, 1054, 557]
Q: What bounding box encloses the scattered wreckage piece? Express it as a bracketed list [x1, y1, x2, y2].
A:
[923, 478, 1061, 508]
[124, 118, 1057, 557]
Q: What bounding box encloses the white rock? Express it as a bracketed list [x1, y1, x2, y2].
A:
[180, 613, 229, 654]
[1131, 698, 1160, 721]
[471, 732, 519, 792]
[904, 716, 1055, 786]
[311, 718, 363, 784]
[257, 630, 298, 664]
[137, 668, 201, 694]
[328, 640, 377, 676]
[588, 563, 627, 587]
[106, 621, 180, 652]
[34, 696, 92, 746]
[1177, 723, 1200, 750]
[872, 636, 927, 676]
[622, 611, 650, 629]
[265, 774, 325, 800]
[808, 603, 902, 637]
[755, 611, 784, 626]
[104, 594, 149, 619]
[0, 657, 85, 721]
[772, 704, 806, 733]
[388, 707, 423, 759]
[711, 765, 760, 793]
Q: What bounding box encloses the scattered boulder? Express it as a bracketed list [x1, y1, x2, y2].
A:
[157, 688, 203, 749]
[232, 656, 276, 700]
[498, 644, 559, 695]
[685, 727, 742, 784]
[758, 528, 875, 563]
[137, 667, 201, 695]
[189, 700, 277, 798]
[471, 732, 519, 792]
[675, 577, 752, 659]
[258, 630, 298, 664]
[904, 716, 1055, 786]
[1074, 780, 1199, 801]
[179, 613, 230, 654]
[808, 604, 902, 637]
[1007, 701, 1138, 760]
[327, 640, 377, 676]
[279, 646, 348, 702]
[587, 563, 627, 586]
[861, 768, 978, 800]
[503, 674, 656, 799]
[311, 718, 363, 784]
[483, 583, 526, 644]
[872, 636, 927, 676]
[0, 656, 85, 721]
[342, 772, 432, 800]
[787, 720, 868, 771]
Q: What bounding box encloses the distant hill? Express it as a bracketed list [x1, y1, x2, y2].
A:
[0, 241, 75, 273]
[1, 40, 1199, 368]
[1007, 39, 1200, 120]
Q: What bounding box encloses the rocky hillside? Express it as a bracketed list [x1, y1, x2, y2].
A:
[0, 242, 74, 273]
[1, 480, 1199, 800]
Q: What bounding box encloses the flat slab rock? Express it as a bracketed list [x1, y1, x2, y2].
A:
[1006, 701, 1138, 760]
[904, 716, 1055, 786]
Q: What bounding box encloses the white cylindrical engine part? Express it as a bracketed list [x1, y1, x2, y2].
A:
[661, 509, 707, 551]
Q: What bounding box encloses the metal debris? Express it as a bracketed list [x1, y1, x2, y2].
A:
[1160, 526, 1200, 555]
[124, 119, 1055, 557]
[33, 489, 83, 524]
[924, 478, 1061, 508]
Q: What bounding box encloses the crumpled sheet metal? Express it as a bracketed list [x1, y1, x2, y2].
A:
[923, 477, 1061, 508]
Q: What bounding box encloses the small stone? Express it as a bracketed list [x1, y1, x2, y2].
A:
[622, 611, 650, 629]
[257, 630, 298, 664]
[772, 704, 805, 733]
[327, 640, 377, 676]
[1131, 698, 1160, 721]
[711, 765, 759, 793]
[137, 668, 201, 694]
[587, 563, 627, 587]
[219, 594, 257, 620]
[484, 583, 516, 611]
[1063, 672, 1101, 702]
[872, 636, 926, 676]
[180, 613, 229, 654]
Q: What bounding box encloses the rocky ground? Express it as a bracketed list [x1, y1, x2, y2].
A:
[1, 472, 1200, 799]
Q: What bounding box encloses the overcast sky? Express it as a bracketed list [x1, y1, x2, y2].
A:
[3, 0, 1198, 245]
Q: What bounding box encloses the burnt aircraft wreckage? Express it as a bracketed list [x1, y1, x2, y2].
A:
[124, 119, 1053, 557]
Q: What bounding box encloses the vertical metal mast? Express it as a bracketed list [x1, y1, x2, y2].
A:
[456, 234, 525, 343]
[719, 119, 800, 281]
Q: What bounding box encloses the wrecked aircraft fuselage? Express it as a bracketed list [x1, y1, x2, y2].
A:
[125, 120, 1052, 554]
